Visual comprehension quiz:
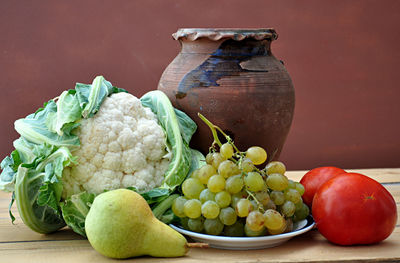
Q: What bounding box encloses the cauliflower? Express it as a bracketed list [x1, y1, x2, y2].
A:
[1, 76, 198, 235]
[62, 92, 171, 198]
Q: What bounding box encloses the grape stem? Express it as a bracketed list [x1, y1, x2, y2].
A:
[197, 113, 240, 152]
[198, 112, 266, 214]
[246, 190, 265, 213]
[198, 113, 222, 147]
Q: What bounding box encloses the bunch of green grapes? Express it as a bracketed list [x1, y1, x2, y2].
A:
[171, 114, 310, 237]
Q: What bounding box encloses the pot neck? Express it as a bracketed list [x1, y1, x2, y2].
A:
[179, 38, 272, 56]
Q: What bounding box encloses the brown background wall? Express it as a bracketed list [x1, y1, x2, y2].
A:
[0, 0, 399, 170]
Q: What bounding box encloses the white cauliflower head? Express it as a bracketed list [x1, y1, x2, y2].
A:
[62, 92, 171, 198]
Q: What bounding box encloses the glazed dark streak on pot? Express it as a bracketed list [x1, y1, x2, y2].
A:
[158, 29, 295, 161]
[176, 39, 270, 99]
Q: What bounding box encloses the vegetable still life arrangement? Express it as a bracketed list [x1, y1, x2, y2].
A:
[0, 75, 397, 259]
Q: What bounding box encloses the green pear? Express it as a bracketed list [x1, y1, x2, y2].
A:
[85, 189, 188, 258]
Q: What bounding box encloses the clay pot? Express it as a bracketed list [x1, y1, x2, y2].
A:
[158, 28, 295, 161]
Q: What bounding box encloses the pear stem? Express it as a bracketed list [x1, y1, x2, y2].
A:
[187, 242, 209, 249]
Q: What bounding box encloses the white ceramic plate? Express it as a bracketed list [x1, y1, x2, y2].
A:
[170, 217, 315, 250]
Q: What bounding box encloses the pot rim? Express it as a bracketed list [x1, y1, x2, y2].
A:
[172, 28, 278, 41]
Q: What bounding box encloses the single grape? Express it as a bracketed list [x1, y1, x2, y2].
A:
[266, 173, 289, 191]
[235, 198, 253, 217]
[226, 174, 244, 194]
[270, 191, 285, 205]
[207, 174, 225, 193]
[183, 199, 202, 219]
[286, 179, 296, 189]
[264, 209, 285, 231]
[218, 160, 240, 178]
[254, 190, 271, 206]
[244, 172, 264, 192]
[190, 168, 200, 179]
[250, 199, 261, 211]
[246, 210, 265, 232]
[204, 218, 224, 235]
[285, 218, 294, 233]
[264, 199, 277, 210]
[239, 158, 255, 173]
[219, 207, 237, 226]
[224, 221, 244, 237]
[220, 143, 234, 159]
[244, 224, 267, 237]
[232, 165, 242, 176]
[218, 160, 231, 178]
[265, 161, 286, 175]
[284, 188, 302, 204]
[198, 164, 217, 184]
[211, 152, 225, 169]
[215, 191, 231, 208]
[199, 188, 216, 203]
[205, 152, 214, 165]
[295, 182, 305, 196]
[268, 218, 293, 235]
[294, 198, 304, 210]
[260, 182, 269, 192]
[231, 191, 248, 204]
[188, 217, 205, 233]
[294, 203, 310, 222]
[201, 200, 220, 219]
[231, 192, 243, 208]
[171, 196, 187, 218]
[180, 217, 189, 230]
[268, 220, 286, 235]
[281, 200, 296, 217]
[246, 146, 267, 165]
[182, 178, 205, 199]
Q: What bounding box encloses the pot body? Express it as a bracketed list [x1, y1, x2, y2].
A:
[158, 29, 295, 161]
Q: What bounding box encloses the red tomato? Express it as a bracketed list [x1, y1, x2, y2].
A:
[300, 166, 346, 207]
[312, 173, 397, 245]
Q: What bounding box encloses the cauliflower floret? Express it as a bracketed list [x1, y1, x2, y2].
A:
[61, 92, 170, 198]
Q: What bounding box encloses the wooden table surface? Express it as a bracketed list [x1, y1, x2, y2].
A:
[1, 168, 399, 263]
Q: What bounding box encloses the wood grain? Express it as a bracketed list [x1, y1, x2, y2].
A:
[0, 168, 399, 263]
